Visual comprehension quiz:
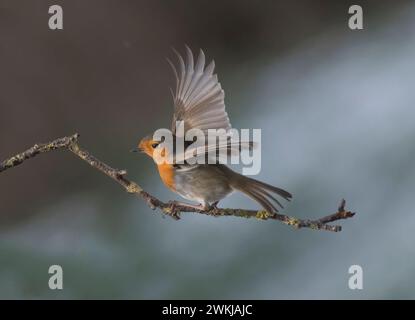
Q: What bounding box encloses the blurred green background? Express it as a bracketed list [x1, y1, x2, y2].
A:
[1, 0, 414, 299]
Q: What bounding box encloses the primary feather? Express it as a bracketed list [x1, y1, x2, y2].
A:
[168, 46, 231, 136]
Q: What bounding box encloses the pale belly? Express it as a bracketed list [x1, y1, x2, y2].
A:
[173, 165, 233, 206]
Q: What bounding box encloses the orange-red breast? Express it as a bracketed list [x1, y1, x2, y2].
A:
[135, 47, 292, 212]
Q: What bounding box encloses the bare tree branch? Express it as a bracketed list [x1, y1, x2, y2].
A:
[0, 134, 355, 232]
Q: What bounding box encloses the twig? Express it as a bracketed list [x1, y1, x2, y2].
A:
[0, 134, 355, 232]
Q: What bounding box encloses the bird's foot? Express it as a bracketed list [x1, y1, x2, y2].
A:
[210, 201, 219, 209]
[208, 201, 221, 216]
[165, 201, 181, 220]
[165, 201, 221, 218]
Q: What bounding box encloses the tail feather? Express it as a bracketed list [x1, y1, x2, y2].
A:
[255, 187, 284, 209]
[243, 188, 278, 214]
[247, 177, 292, 201]
[230, 173, 292, 213]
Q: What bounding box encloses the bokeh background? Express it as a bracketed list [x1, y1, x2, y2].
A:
[0, 0, 414, 299]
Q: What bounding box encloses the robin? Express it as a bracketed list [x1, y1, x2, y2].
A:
[135, 47, 292, 213]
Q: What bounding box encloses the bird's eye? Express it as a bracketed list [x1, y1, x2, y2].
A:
[151, 143, 159, 148]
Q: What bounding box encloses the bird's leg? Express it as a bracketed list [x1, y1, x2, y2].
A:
[166, 200, 221, 217]
[211, 201, 220, 209]
[207, 201, 221, 216]
[165, 200, 182, 219]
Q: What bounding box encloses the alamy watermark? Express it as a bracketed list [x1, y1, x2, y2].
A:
[48, 265, 63, 290]
[141, 121, 262, 175]
[348, 264, 363, 290]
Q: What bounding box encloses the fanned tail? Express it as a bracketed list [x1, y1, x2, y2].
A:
[229, 170, 292, 213]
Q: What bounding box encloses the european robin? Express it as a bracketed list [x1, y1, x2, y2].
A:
[135, 47, 292, 212]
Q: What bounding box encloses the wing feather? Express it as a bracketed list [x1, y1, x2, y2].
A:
[169, 47, 231, 136]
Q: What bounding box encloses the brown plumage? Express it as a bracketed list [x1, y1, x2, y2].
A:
[137, 47, 292, 211]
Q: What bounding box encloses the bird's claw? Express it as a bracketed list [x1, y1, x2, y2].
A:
[208, 201, 221, 216]
[166, 201, 181, 220]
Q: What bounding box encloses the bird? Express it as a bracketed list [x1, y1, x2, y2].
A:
[135, 47, 292, 213]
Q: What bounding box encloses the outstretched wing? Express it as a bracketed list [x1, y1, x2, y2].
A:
[168, 46, 231, 136]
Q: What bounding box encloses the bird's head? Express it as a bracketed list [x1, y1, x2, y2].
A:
[133, 135, 162, 158]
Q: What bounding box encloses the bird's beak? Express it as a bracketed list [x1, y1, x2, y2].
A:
[130, 147, 143, 153]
